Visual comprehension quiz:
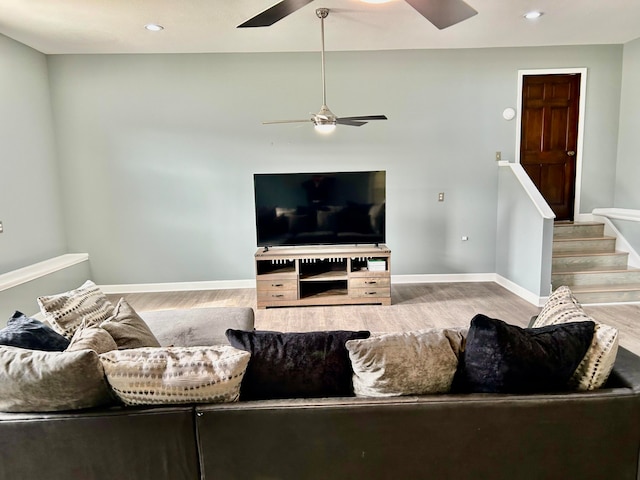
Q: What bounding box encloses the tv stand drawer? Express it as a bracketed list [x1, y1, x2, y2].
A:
[257, 279, 298, 304]
[350, 287, 391, 299]
[257, 289, 298, 303]
[350, 277, 390, 289]
[257, 279, 297, 292]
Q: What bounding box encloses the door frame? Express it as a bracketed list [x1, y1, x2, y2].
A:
[514, 68, 588, 220]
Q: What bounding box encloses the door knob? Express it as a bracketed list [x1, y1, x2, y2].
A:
[567, 151, 576, 156]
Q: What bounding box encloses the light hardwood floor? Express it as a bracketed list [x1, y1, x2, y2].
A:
[109, 282, 640, 355]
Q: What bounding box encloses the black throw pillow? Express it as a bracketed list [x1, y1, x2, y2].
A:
[226, 329, 370, 400]
[0, 311, 71, 351]
[454, 314, 595, 394]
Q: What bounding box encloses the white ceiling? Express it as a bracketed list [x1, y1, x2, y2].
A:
[1, 0, 639, 55]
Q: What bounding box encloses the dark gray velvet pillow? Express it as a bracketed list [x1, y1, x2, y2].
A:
[225, 329, 370, 400]
[0, 311, 70, 351]
[455, 314, 595, 394]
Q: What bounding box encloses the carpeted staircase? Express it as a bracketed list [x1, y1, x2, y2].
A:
[552, 222, 640, 303]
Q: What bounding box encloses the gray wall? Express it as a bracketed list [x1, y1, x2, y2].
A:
[0, 34, 66, 274]
[496, 165, 554, 299]
[45, 45, 623, 285]
[613, 38, 640, 250]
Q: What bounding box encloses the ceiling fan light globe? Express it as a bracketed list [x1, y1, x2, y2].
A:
[314, 123, 337, 134]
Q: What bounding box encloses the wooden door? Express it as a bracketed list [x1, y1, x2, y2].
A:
[520, 74, 581, 221]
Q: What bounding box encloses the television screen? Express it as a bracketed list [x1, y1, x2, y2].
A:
[254, 171, 386, 247]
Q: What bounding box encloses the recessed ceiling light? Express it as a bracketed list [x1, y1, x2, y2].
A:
[523, 11, 543, 20]
[144, 24, 164, 31]
[361, 0, 393, 3]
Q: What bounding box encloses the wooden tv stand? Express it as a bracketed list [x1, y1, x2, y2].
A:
[255, 245, 391, 309]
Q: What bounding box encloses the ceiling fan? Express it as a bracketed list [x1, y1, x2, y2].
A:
[262, 8, 387, 133]
[238, 0, 477, 30]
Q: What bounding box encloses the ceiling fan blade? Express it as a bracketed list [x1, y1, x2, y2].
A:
[336, 119, 367, 127]
[339, 115, 388, 121]
[238, 0, 315, 28]
[263, 119, 312, 124]
[404, 0, 477, 29]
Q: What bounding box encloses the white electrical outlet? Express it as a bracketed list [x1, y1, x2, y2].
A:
[438, 192, 445, 202]
[0, 221, 3, 233]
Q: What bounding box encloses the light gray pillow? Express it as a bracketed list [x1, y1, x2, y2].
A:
[37, 280, 114, 339]
[0, 345, 114, 412]
[100, 345, 250, 406]
[346, 328, 466, 397]
[67, 319, 118, 354]
[100, 298, 161, 349]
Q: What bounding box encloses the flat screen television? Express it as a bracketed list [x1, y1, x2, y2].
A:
[254, 170, 386, 247]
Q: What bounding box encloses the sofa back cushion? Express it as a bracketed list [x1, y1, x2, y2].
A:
[142, 307, 255, 347]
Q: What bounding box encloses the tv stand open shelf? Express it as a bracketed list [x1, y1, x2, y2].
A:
[255, 245, 391, 309]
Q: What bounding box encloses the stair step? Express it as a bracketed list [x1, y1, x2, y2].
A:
[552, 236, 616, 254]
[552, 268, 640, 287]
[553, 222, 605, 239]
[567, 284, 640, 304]
[552, 251, 629, 272]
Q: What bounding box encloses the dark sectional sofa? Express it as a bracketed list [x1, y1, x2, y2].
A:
[1, 306, 640, 480]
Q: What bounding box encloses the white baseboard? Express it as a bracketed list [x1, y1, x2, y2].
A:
[494, 274, 546, 307]
[99, 279, 255, 294]
[100, 273, 544, 307]
[390, 273, 495, 284]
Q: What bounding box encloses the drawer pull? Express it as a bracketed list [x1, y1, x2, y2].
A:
[365, 281, 377, 285]
[271, 283, 284, 287]
[272, 294, 285, 298]
[365, 291, 377, 295]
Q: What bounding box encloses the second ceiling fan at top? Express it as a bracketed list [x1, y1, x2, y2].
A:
[239, 0, 478, 30]
[262, 8, 388, 133]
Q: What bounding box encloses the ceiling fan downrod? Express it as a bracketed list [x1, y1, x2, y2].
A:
[316, 8, 332, 117]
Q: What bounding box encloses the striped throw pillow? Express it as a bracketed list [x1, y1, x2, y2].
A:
[37, 280, 114, 339]
[533, 286, 618, 390]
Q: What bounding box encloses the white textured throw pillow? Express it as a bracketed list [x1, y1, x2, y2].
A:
[346, 328, 466, 397]
[534, 286, 584, 327]
[37, 280, 114, 339]
[533, 286, 618, 391]
[100, 345, 250, 406]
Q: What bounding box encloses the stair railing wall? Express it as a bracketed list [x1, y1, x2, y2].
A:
[0, 254, 90, 326]
[496, 163, 555, 305]
[592, 208, 640, 268]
